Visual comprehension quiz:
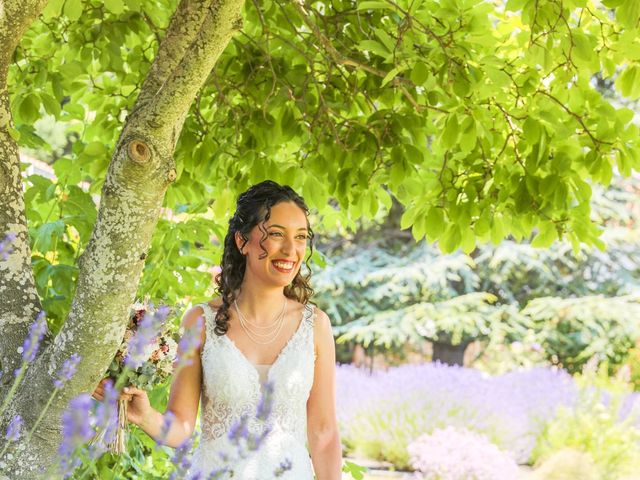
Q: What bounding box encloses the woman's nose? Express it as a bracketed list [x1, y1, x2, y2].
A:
[281, 236, 294, 255]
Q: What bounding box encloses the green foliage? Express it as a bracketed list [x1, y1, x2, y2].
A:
[523, 295, 640, 374]
[137, 217, 223, 304]
[11, 0, 640, 282]
[9, 0, 640, 326]
[342, 460, 366, 480]
[336, 292, 524, 349]
[627, 346, 640, 391]
[532, 367, 640, 480]
[22, 170, 96, 332]
[315, 213, 640, 367]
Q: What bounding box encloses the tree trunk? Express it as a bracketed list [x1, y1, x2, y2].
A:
[0, 0, 51, 408]
[0, 0, 245, 477]
[432, 341, 470, 366]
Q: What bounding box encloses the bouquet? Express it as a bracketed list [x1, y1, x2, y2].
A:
[92, 301, 180, 454]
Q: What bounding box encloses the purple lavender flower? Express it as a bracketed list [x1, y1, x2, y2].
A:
[228, 415, 250, 445]
[5, 414, 24, 442]
[337, 363, 578, 466]
[158, 410, 176, 444]
[0, 232, 16, 259]
[169, 436, 194, 480]
[92, 379, 119, 451]
[125, 307, 169, 369]
[59, 394, 95, 475]
[176, 315, 204, 368]
[256, 382, 274, 421]
[53, 353, 81, 389]
[19, 311, 47, 364]
[274, 458, 293, 477]
[206, 467, 231, 480]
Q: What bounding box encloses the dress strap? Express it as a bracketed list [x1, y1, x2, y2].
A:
[303, 303, 316, 327]
[198, 302, 217, 336]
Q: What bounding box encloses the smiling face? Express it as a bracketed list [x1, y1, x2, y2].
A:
[235, 201, 310, 289]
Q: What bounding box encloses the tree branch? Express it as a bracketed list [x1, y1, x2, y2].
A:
[0, 0, 49, 81]
[133, 0, 213, 112]
[138, 0, 245, 141]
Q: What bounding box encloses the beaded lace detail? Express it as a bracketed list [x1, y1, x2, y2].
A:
[198, 302, 316, 446]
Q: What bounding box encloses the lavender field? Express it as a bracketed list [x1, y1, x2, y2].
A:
[336, 363, 640, 480]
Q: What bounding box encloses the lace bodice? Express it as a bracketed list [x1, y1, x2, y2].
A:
[189, 302, 316, 479]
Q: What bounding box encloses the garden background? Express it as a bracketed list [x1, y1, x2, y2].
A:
[1, 0, 640, 479]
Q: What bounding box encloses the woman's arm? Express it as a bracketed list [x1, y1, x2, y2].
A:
[118, 305, 206, 448]
[307, 308, 342, 480]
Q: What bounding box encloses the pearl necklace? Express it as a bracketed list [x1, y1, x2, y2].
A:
[234, 298, 287, 345]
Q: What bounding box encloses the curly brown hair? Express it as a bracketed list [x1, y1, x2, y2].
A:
[213, 180, 315, 335]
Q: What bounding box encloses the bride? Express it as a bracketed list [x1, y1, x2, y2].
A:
[93, 180, 342, 479]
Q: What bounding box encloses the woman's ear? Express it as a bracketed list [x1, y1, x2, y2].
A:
[235, 231, 245, 254]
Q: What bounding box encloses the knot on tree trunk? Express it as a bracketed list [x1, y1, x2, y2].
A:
[127, 140, 151, 164]
[166, 168, 177, 183]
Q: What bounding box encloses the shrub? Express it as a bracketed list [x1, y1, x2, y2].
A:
[531, 367, 640, 480]
[408, 426, 521, 480]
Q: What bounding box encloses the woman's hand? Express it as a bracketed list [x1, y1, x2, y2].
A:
[92, 379, 152, 426]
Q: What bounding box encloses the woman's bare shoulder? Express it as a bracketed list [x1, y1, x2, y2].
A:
[206, 297, 223, 310]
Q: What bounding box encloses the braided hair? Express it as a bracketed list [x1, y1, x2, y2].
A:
[213, 180, 315, 335]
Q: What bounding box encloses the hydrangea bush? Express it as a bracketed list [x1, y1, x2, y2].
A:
[408, 426, 521, 480]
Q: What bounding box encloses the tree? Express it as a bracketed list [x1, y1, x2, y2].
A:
[0, 0, 245, 476]
[1, 0, 640, 476]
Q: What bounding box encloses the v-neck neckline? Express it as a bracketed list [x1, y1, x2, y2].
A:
[220, 303, 310, 382]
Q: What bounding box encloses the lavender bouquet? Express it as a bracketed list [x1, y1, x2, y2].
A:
[92, 302, 179, 454]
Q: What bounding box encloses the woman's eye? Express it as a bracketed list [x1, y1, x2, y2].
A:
[269, 232, 282, 237]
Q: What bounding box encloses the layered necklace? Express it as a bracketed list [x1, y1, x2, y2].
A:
[234, 297, 287, 345]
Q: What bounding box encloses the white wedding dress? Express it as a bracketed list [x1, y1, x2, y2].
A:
[188, 302, 316, 479]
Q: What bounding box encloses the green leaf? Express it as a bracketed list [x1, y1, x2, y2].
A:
[460, 226, 476, 254]
[440, 224, 461, 253]
[531, 221, 558, 248]
[572, 32, 593, 63]
[459, 119, 477, 153]
[357, 1, 391, 10]
[390, 158, 406, 187]
[440, 116, 459, 149]
[615, 65, 640, 99]
[381, 66, 403, 87]
[403, 144, 423, 165]
[506, 0, 531, 11]
[41, 93, 61, 118]
[34, 220, 65, 253]
[42, 0, 64, 20]
[8, 126, 20, 141]
[400, 205, 419, 230]
[522, 117, 541, 144]
[104, 0, 125, 14]
[63, 0, 83, 21]
[358, 40, 390, 59]
[411, 62, 429, 86]
[617, 0, 640, 29]
[17, 94, 40, 125]
[425, 207, 445, 241]
[342, 460, 366, 480]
